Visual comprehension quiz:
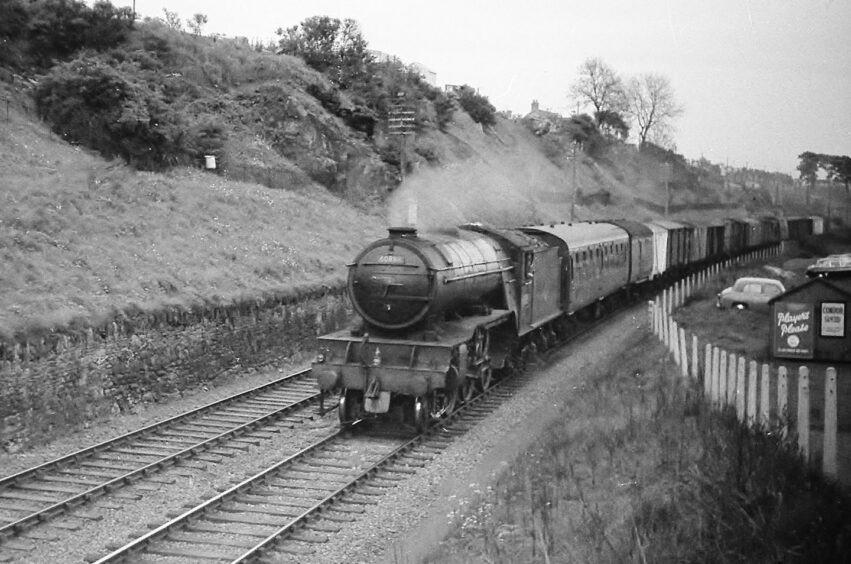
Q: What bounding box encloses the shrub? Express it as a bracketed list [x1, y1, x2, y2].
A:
[25, 0, 134, 66]
[455, 85, 496, 127]
[33, 53, 192, 170]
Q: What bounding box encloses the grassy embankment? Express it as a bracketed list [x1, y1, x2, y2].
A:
[0, 92, 384, 342]
[425, 328, 851, 563]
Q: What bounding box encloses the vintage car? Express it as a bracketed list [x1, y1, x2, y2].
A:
[716, 277, 786, 311]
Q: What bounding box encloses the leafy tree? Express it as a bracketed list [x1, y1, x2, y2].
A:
[186, 13, 207, 36]
[624, 73, 683, 147]
[561, 113, 606, 157]
[86, 1, 134, 50]
[431, 91, 455, 131]
[276, 16, 372, 89]
[595, 109, 629, 140]
[569, 58, 626, 124]
[824, 155, 851, 192]
[797, 151, 819, 207]
[0, 0, 29, 41]
[23, 0, 132, 65]
[0, 0, 30, 66]
[26, 0, 93, 63]
[455, 85, 496, 127]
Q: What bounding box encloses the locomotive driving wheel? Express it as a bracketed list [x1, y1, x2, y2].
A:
[338, 388, 350, 425]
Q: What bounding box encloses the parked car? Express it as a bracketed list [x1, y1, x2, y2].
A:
[716, 277, 786, 311]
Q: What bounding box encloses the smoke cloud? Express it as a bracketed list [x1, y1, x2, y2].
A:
[386, 121, 577, 232]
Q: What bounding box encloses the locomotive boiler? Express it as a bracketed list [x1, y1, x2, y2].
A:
[348, 226, 510, 330]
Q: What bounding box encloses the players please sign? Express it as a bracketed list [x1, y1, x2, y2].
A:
[772, 302, 814, 359]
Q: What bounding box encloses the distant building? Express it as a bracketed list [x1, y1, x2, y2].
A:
[368, 49, 397, 63]
[410, 62, 437, 87]
[524, 99, 563, 135]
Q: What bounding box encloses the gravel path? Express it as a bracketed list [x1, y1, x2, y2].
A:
[0, 308, 647, 563]
[308, 306, 647, 564]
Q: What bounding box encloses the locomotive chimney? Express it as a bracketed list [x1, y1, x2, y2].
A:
[388, 226, 418, 238]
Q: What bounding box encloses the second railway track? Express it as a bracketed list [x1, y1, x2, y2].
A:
[93, 372, 530, 563]
[0, 369, 323, 543]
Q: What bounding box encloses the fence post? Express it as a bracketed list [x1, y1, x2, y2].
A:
[672, 320, 681, 363]
[824, 367, 837, 478]
[736, 356, 746, 422]
[727, 353, 738, 408]
[747, 360, 758, 427]
[760, 363, 770, 428]
[797, 366, 810, 461]
[778, 366, 788, 439]
[648, 300, 655, 335]
[691, 335, 699, 381]
[712, 346, 720, 405]
[719, 350, 728, 408]
[678, 328, 688, 378]
[704, 343, 712, 395]
[653, 296, 662, 341]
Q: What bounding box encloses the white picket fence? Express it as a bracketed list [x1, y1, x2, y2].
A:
[648, 245, 842, 480]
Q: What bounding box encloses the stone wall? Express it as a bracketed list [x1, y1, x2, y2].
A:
[0, 288, 351, 452]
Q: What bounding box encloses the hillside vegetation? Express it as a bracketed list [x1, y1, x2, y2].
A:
[0, 5, 820, 345]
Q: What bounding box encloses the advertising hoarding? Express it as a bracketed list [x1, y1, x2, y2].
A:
[772, 302, 814, 359]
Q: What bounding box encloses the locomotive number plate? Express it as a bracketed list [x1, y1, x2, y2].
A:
[378, 254, 406, 265]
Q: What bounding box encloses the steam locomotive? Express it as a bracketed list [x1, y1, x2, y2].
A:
[312, 216, 821, 429]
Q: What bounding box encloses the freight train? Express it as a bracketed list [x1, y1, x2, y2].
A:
[312, 215, 821, 430]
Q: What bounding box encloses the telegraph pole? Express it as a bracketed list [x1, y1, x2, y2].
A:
[387, 94, 415, 184]
[571, 141, 577, 221]
[663, 161, 672, 217]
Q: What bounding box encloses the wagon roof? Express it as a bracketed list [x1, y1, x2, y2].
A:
[648, 219, 690, 230]
[601, 219, 653, 237]
[521, 222, 629, 248]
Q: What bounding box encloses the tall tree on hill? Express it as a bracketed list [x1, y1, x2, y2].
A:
[186, 13, 207, 36]
[825, 155, 851, 223]
[276, 16, 371, 89]
[569, 58, 626, 125]
[797, 151, 820, 208]
[161, 8, 182, 31]
[624, 73, 683, 148]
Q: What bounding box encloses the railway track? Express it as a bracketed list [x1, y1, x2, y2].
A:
[94, 372, 529, 563]
[0, 369, 322, 542]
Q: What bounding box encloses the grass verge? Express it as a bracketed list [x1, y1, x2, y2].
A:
[424, 330, 851, 563]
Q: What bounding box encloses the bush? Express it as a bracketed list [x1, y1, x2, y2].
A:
[455, 85, 496, 127]
[33, 53, 193, 170]
[25, 0, 134, 66]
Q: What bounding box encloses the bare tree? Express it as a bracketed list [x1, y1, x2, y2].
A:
[162, 8, 182, 31]
[187, 13, 208, 36]
[569, 58, 626, 123]
[624, 73, 683, 147]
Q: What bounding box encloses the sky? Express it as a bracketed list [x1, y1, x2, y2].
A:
[122, 0, 850, 176]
